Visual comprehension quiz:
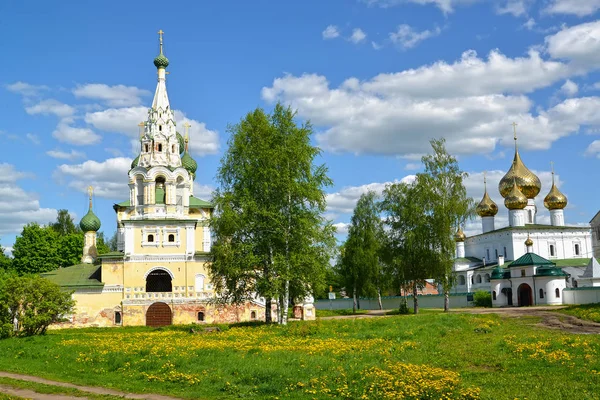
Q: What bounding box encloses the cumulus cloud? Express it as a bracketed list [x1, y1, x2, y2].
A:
[73, 84, 150, 107]
[53, 120, 101, 146]
[560, 79, 579, 96]
[495, 0, 534, 17]
[54, 157, 132, 199]
[545, 20, 600, 67]
[46, 149, 87, 160]
[0, 164, 32, 183]
[350, 28, 367, 43]
[85, 107, 219, 156]
[544, 0, 600, 17]
[584, 140, 600, 158]
[389, 24, 441, 49]
[322, 25, 340, 39]
[523, 18, 536, 30]
[5, 81, 48, 97]
[363, 0, 482, 14]
[25, 99, 75, 118]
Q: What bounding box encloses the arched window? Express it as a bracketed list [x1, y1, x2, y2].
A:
[146, 269, 172, 292]
[172, 144, 175, 153]
[159, 125, 162, 132]
[471, 276, 474, 284]
[492, 291, 496, 300]
[115, 311, 122, 325]
[148, 234, 154, 243]
[574, 244, 580, 256]
[476, 275, 482, 284]
[250, 311, 257, 320]
[145, 143, 149, 152]
[197, 312, 205, 322]
[168, 234, 175, 242]
[158, 143, 163, 152]
[555, 288, 560, 298]
[485, 274, 490, 283]
[495, 249, 498, 259]
[539, 289, 544, 299]
[549, 245, 555, 257]
[503, 247, 507, 257]
[459, 275, 466, 286]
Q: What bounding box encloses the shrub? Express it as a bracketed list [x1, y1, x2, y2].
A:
[0, 275, 75, 338]
[473, 290, 492, 307]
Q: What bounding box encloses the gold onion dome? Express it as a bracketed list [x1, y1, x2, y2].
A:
[454, 227, 466, 242]
[504, 180, 528, 210]
[525, 236, 534, 247]
[498, 124, 541, 199]
[476, 177, 498, 217]
[544, 168, 567, 210]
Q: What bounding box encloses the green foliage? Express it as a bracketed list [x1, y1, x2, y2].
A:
[96, 231, 112, 255]
[0, 241, 11, 270]
[210, 104, 335, 323]
[12, 223, 61, 274]
[0, 275, 75, 337]
[559, 303, 600, 323]
[50, 209, 79, 235]
[473, 290, 492, 307]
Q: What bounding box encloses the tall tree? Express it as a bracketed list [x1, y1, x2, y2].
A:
[0, 241, 11, 270]
[337, 191, 384, 312]
[50, 209, 78, 235]
[420, 139, 474, 312]
[12, 223, 61, 274]
[210, 104, 334, 324]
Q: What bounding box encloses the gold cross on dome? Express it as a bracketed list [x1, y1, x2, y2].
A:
[88, 185, 93, 198]
[158, 30, 164, 53]
[183, 122, 191, 139]
[511, 122, 518, 140]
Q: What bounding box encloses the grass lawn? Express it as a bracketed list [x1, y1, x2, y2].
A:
[0, 312, 598, 399]
[315, 308, 369, 317]
[0, 376, 122, 399]
[558, 303, 600, 323]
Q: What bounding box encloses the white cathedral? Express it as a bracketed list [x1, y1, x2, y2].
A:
[452, 132, 598, 307]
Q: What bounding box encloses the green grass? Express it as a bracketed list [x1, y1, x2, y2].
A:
[0, 377, 123, 399]
[0, 395, 24, 400]
[315, 308, 369, 317]
[558, 303, 600, 323]
[0, 313, 598, 399]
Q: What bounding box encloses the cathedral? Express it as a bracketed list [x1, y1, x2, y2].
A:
[453, 127, 598, 307]
[42, 32, 296, 327]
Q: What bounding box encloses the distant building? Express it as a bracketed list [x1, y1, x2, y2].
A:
[589, 210, 600, 260]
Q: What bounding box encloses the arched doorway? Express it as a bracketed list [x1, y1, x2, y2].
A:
[146, 269, 172, 292]
[517, 283, 533, 307]
[146, 302, 172, 327]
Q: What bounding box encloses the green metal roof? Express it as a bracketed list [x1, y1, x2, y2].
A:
[98, 251, 124, 259]
[41, 264, 103, 288]
[553, 258, 591, 268]
[115, 200, 130, 207]
[534, 266, 567, 277]
[509, 252, 555, 268]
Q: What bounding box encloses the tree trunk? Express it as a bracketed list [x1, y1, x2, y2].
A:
[377, 288, 383, 310]
[265, 295, 272, 323]
[444, 287, 450, 312]
[352, 286, 357, 314]
[413, 282, 419, 314]
[281, 280, 289, 325]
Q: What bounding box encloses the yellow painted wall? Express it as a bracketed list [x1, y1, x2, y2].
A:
[101, 260, 124, 286]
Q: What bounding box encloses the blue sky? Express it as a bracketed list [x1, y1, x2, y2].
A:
[2, 0, 600, 252]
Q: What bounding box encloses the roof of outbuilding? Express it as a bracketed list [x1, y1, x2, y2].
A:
[41, 264, 103, 288]
[509, 252, 555, 268]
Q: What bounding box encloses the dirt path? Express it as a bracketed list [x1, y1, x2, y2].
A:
[0, 371, 183, 400]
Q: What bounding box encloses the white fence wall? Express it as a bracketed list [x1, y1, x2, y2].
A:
[563, 288, 600, 305]
[315, 295, 471, 310]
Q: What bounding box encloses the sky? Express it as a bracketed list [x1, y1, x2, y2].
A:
[2, 0, 600, 253]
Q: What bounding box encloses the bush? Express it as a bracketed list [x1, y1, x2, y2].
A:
[473, 290, 492, 307]
[0, 275, 75, 338]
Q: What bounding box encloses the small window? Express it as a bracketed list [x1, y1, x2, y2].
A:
[115, 311, 122, 325]
[550, 244, 555, 257]
[555, 288, 560, 298]
[250, 311, 257, 320]
[159, 125, 162, 132]
[172, 144, 175, 153]
[485, 274, 490, 283]
[495, 249, 498, 259]
[503, 247, 507, 257]
[197, 312, 205, 322]
[575, 244, 580, 256]
[539, 289, 544, 299]
[459, 275, 466, 286]
[471, 276, 474, 284]
[492, 291, 496, 300]
[486, 249, 490, 260]
[158, 143, 163, 152]
[476, 275, 482, 284]
[145, 144, 149, 152]
[521, 269, 526, 277]
[148, 234, 154, 243]
[168, 234, 175, 243]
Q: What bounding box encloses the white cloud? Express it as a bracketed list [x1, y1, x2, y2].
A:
[73, 84, 150, 107]
[350, 28, 367, 44]
[322, 25, 340, 39]
[545, 20, 600, 67]
[404, 163, 420, 170]
[5, 81, 48, 97]
[372, 41, 384, 50]
[0, 164, 32, 183]
[523, 18, 536, 30]
[584, 140, 600, 158]
[46, 149, 87, 160]
[54, 157, 131, 199]
[333, 222, 350, 235]
[363, 0, 481, 14]
[53, 120, 101, 146]
[26, 133, 40, 145]
[25, 99, 75, 118]
[544, 0, 600, 17]
[85, 107, 219, 156]
[560, 79, 579, 96]
[496, 0, 533, 17]
[390, 24, 441, 49]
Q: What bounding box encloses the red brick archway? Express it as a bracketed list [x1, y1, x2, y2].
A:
[146, 302, 172, 327]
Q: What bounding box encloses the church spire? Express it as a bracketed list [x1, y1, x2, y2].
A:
[152, 29, 170, 111]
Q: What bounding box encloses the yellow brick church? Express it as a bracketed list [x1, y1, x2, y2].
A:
[43, 32, 272, 327]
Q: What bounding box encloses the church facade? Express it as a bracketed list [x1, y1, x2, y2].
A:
[453, 128, 597, 307]
[42, 32, 287, 327]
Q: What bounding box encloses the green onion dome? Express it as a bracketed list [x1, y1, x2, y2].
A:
[490, 266, 507, 280]
[181, 151, 197, 179]
[176, 132, 185, 154]
[131, 154, 140, 169]
[154, 53, 169, 69]
[80, 209, 101, 232]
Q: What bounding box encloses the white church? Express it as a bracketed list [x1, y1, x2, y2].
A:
[453, 130, 600, 307]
